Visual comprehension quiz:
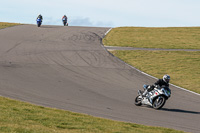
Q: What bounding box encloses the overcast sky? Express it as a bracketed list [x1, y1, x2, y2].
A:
[0, 0, 200, 27]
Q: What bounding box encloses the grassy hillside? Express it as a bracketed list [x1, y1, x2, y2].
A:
[0, 97, 185, 133]
[0, 23, 185, 133]
[103, 27, 200, 94]
[103, 27, 200, 49]
[110, 50, 200, 93]
[0, 22, 21, 29]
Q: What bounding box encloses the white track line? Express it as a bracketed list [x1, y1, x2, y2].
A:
[104, 28, 200, 96]
[104, 28, 112, 36]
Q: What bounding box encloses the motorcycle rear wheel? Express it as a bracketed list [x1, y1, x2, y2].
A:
[135, 95, 142, 106]
[152, 96, 166, 109]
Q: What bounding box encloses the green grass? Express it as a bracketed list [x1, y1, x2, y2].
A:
[0, 23, 186, 133]
[103, 27, 200, 49]
[103, 27, 200, 94]
[0, 97, 185, 133]
[0, 22, 21, 29]
[110, 50, 200, 94]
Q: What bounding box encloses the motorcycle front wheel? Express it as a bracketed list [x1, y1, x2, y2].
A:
[152, 96, 166, 109]
[135, 95, 142, 106]
[37, 23, 41, 27]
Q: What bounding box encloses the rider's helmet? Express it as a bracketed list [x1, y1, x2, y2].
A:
[64, 15, 66, 17]
[163, 74, 170, 83]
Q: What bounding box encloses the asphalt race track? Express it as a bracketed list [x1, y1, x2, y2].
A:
[0, 25, 199, 133]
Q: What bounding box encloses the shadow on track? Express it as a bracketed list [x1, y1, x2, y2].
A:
[39, 26, 61, 29]
[161, 108, 200, 114]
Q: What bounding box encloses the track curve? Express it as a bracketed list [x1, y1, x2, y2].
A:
[0, 25, 199, 133]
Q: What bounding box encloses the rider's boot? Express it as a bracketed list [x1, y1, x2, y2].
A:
[142, 89, 148, 97]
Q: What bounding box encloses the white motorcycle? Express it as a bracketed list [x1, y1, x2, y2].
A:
[135, 85, 171, 109]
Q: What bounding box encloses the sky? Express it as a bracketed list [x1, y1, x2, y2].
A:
[0, 0, 200, 27]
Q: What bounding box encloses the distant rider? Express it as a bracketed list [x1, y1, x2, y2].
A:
[36, 14, 43, 22]
[62, 15, 68, 22]
[142, 74, 170, 97]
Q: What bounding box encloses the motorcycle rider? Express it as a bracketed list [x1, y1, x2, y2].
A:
[36, 14, 43, 22]
[62, 15, 67, 22]
[142, 74, 170, 97]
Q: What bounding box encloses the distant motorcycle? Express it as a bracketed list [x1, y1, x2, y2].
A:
[37, 18, 42, 27]
[135, 85, 171, 109]
[62, 18, 68, 26]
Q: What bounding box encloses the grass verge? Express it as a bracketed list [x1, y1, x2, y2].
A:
[109, 50, 200, 94]
[103, 27, 200, 94]
[0, 97, 185, 133]
[0, 22, 21, 29]
[103, 27, 200, 49]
